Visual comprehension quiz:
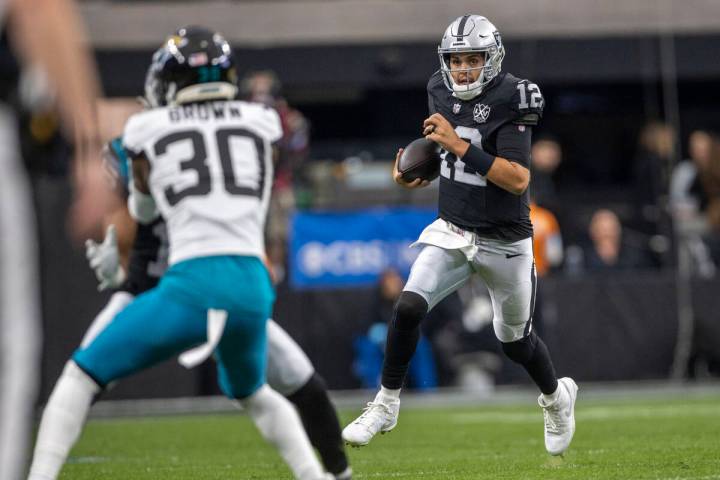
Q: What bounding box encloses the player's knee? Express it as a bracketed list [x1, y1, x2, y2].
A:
[493, 314, 530, 343]
[393, 291, 428, 331]
[286, 372, 326, 405]
[221, 373, 265, 400]
[501, 330, 538, 365]
[62, 360, 103, 395]
[68, 356, 107, 391]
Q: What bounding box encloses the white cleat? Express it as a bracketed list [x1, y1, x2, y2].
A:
[539, 377, 578, 456]
[342, 395, 400, 447]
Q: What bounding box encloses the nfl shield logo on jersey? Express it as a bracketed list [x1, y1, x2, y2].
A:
[473, 103, 491, 123]
[453, 103, 461, 115]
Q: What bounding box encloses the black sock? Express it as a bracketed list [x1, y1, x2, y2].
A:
[286, 373, 349, 475]
[501, 330, 558, 395]
[381, 291, 428, 389]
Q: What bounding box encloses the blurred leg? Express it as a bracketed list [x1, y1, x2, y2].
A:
[0, 114, 41, 480]
[266, 320, 349, 476]
[218, 318, 325, 480]
[27, 362, 100, 480]
[287, 374, 349, 476]
[240, 385, 327, 480]
[29, 288, 206, 480]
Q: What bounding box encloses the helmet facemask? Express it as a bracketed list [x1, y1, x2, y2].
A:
[144, 47, 169, 108]
[438, 15, 505, 100]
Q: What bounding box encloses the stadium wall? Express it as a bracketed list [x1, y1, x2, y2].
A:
[35, 184, 720, 399]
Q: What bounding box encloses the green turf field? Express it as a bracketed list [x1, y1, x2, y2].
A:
[60, 394, 720, 480]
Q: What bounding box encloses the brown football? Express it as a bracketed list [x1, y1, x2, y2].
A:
[397, 138, 441, 182]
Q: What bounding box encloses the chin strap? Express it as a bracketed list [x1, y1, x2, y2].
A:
[452, 87, 483, 100]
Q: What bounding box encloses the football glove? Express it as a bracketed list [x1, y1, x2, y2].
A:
[85, 224, 126, 291]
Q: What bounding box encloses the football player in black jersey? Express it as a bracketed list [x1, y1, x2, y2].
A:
[343, 15, 577, 456]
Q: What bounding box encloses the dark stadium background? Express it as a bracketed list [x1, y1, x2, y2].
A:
[31, 0, 720, 400]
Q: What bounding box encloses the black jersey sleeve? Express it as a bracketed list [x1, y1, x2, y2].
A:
[428, 94, 437, 115]
[426, 71, 444, 115]
[496, 123, 532, 167]
[510, 79, 544, 126]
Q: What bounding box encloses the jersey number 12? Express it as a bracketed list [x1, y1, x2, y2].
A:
[440, 126, 487, 187]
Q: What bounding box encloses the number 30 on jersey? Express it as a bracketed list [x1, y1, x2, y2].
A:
[154, 128, 266, 206]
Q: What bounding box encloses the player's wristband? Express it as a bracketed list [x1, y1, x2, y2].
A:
[112, 266, 127, 287]
[462, 144, 496, 176]
[128, 183, 159, 224]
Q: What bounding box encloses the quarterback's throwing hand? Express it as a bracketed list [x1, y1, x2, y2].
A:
[393, 148, 430, 188]
[423, 113, 464, 156]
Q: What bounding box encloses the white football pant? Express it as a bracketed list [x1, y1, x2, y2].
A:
[405, 218, 536, 342]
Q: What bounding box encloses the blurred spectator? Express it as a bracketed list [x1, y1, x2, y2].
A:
[634, 121, 676, 228]
[240, 70, 311, 273]
[240, 70, 310, 194]
[530, 137, 562, 210]
[669, 130, 718, 277]
[670, 130, 715, 215]
[697, 138, 720, 229]
[352, 268, 437, 390]
[696, 138, 720, 267]
[530, 201, 563, 276]
[529, 200, 563, 341]
[583, 209, 655, 271]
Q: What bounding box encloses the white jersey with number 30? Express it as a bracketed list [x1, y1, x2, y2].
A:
[123, 100, 281, 265]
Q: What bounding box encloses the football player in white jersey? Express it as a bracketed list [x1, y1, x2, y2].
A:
[1, 1, 111, 479]
[27, 131, 351, 479]
[27, 27, 331, 480]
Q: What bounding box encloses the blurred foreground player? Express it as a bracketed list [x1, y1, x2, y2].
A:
[28, 131, 350, 478]
[1, 1, 112, 478]
[343, 15, 577, 456]
[27, 27, 332, 480]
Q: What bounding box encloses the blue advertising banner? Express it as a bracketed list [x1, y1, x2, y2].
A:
[289, 207, 437, 289]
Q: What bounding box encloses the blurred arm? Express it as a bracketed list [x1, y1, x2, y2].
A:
[9, 0, 102, 148]
[129, 155, 159, 224]
[103, 202, 137, 268]
[9, 0, 117, 240]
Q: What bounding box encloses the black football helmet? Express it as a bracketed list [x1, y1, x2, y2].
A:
[144, 26, 238, 107]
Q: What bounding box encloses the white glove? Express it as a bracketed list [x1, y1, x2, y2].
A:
[85, 225, 126, 291]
